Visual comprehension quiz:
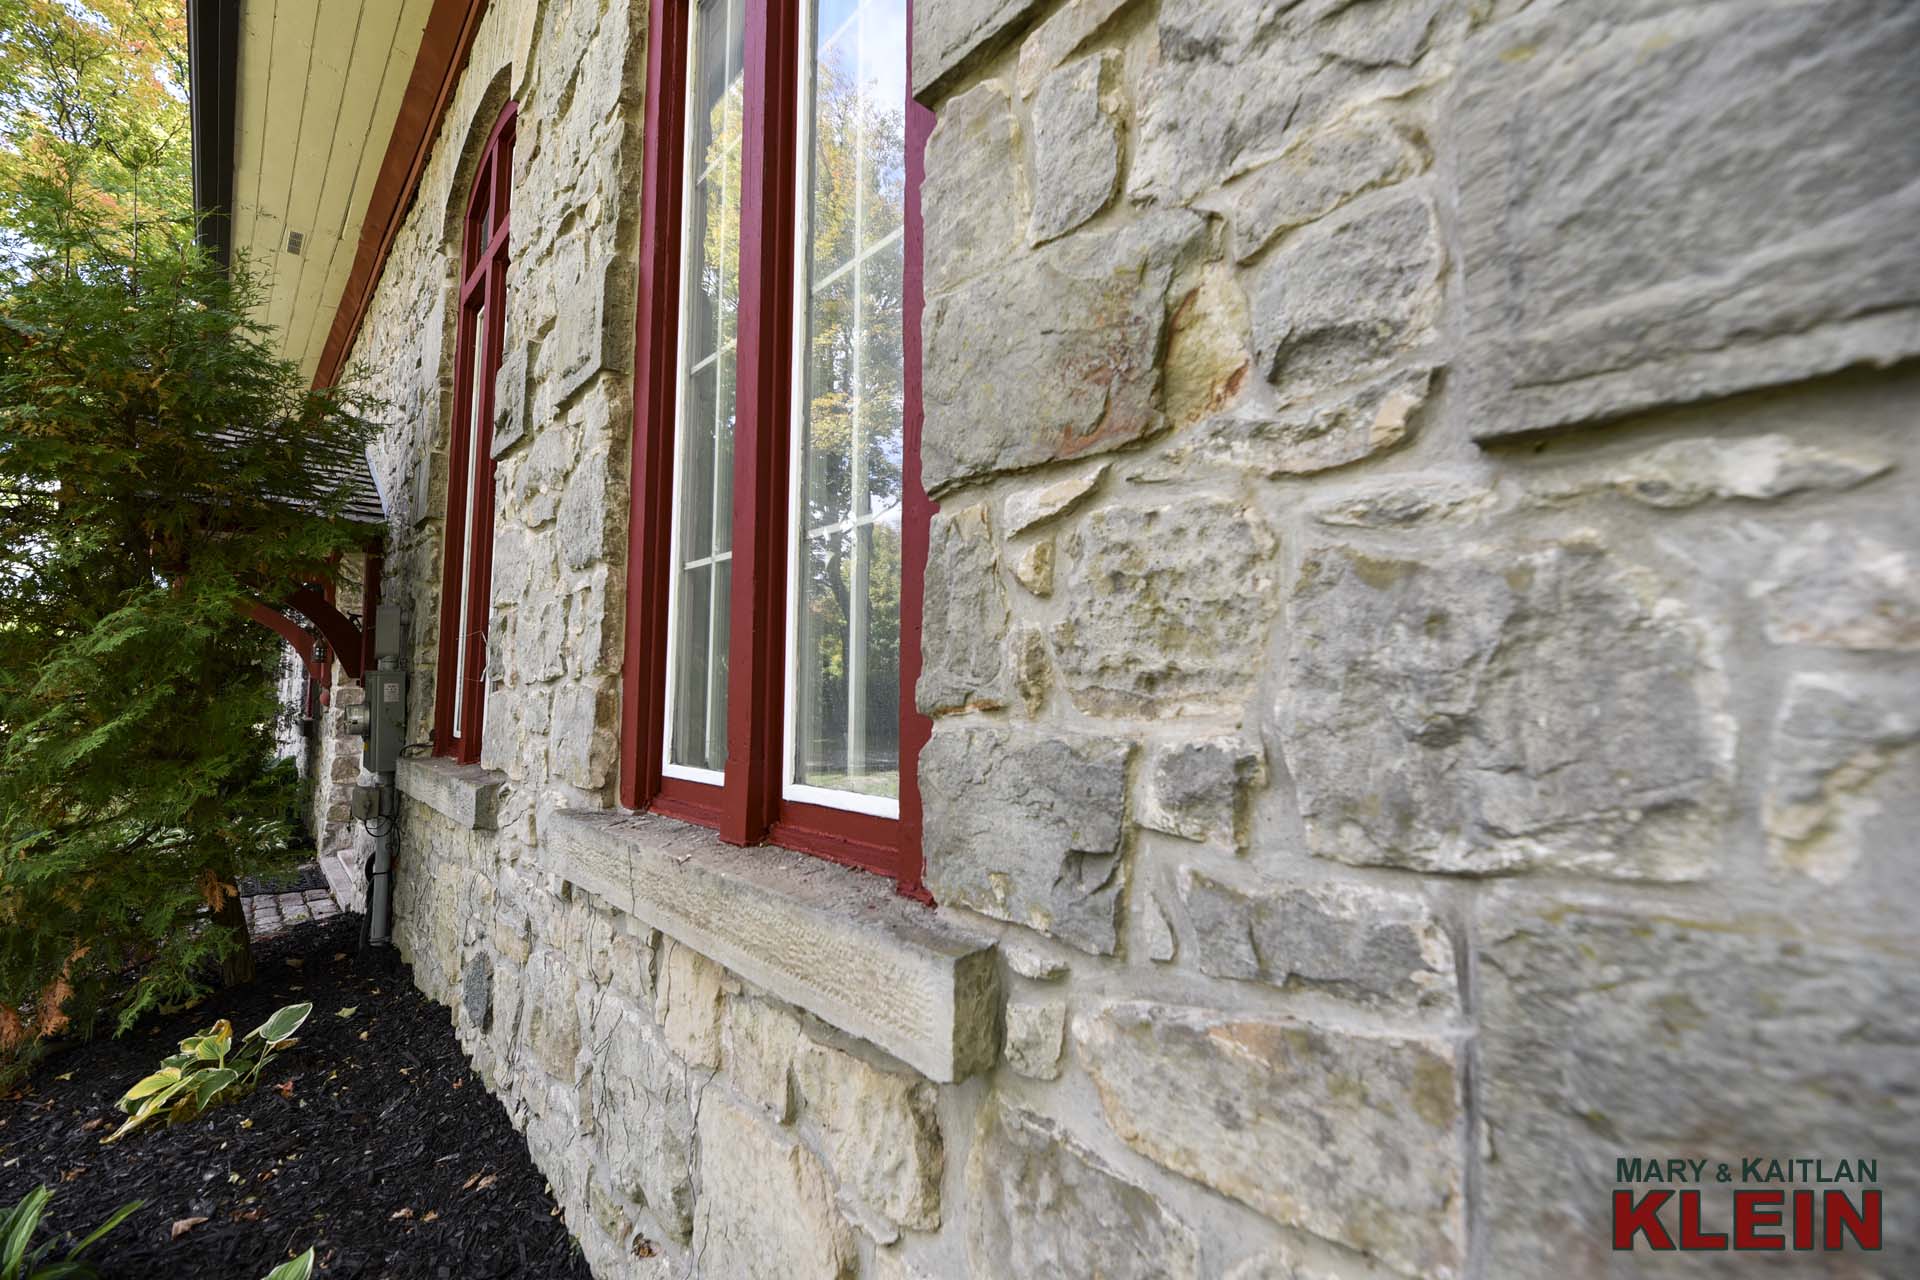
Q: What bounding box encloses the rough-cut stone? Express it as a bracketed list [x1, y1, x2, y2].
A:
[1002, 940, 1067, 982]
[1173, 367, 1432, 478]
[920, 724, 1131, 955]
[1529, 434, 1891, 510]
[1003, 463, 1107, 536]
[1053, 498, 1279, 715]
[1137, 734, 1265, 846]
[922, 80, 1023, 295]
[1163, 261, 1253, 427]
[794, 1039, 943, 1232]
[1309, 477, 1492, 529]
[1215, 115, 1425, 264]
[913, 0, 1044, 99]
[1764, 672, 1920, 882]
[490, 340, 533, 456]
[1017, 0, 1139, 98]
[1010, 626, 1050, 715]
[557, 449, 613, 571]
[968, 1099, 1200, 1280]
[918, 505, 1011, 714]
[724, 997, 803, 1121]
[1011, 539, 1053, 597]
[1478, 893, 1920, 1278]
[655, 941, 724, 1069]
[1224, 1248, 1338, 1280]
[695, 1095, 856, 1279]
[923, 210, 1206, 493]
[1751, 522, 1920, 651]
[1285, 539, 1732, 878]
[590, 1001, 695, 1242]
[461, 950, 494, 1032]
[1003, 998, 1065, 1079]
[549, 678, 615, 789]
[1080, 1002, 1465, 1279]
[522, 949, 581, 1081]
[1251, 192, 1443, 395]
[1028, 53, 1121, 245]
[1459, 1, 1920, 440]
[1180, 868, 1455, 1009]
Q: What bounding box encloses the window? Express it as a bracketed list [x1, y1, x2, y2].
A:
[434, 102, 516, 763]
[624, 0, 931, 892]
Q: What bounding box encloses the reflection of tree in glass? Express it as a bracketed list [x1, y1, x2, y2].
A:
[797, 41, 906, 791]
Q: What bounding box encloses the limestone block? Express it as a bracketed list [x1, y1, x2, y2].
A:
[724, 997, 803, 1121]
[794, 1039, 943, 1232]
[1079, 1002, 1466, 1278]
[522, 949, 581, 1082]
[1751, 522, 1920, 651]
[1017, 0, 1140, 98]
[1171, 367, 1432, 478]
[609, 924, 657, 1005]
[1028, 53, 1122, 245]
[1011, 539, 1053, 597]
[1002, 940, 1068, 982]
[1003, 998, 1065, 1080]
[1764, 672, 1920, 882]
[1052, 497, 1279, 716]
[509, 426, 570, 529]
[967, 1099, 1200, 1280]
[695, 1095, 856, 1280]
[922, 81, 1023, 295]
[1163, 261, 1252, 428]
[920, 724, 1132, 955]
[1214, 115, 1425, 264]
[1225, 1247, 1337, 1280]
[550, 677, 615, 789]
[557, 448, 615, 571]
[1478, 893, 1920, 1278]
[1250, 192, 1443, 397]
[590, 1001, 696, 1243]
[550, 256, 632, 403]
[1002, 462, 1106, 536]
[1140, 893, 1175, 963]
[1459, 1, 1920, 440]
[489, 339, 535, 457]
[395, 756, 509, 830]
[1010, 626, 1050, 715]
[655, 941, 724, 1069]
[1309, 477, 1491, 529]
[917, 505, 1011, 714]
[1284, 539, 1732, 878]
[913, 0, 1044, 100]
[1179, 867, 1456, 1009]
[520, 595, 566, 682]
[1137, 734, 1266, 846]
[923, 209, 1206, 493]
[1527, 434, 1891, 511]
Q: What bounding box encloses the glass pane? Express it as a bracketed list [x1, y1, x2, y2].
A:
[789, 0, 906, 804]
[667, 0, 746, 773]
[452, 299, 486, 736]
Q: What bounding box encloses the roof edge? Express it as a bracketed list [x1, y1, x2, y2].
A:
[186, 0, 240, 268]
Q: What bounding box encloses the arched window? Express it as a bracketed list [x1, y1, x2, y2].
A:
[623, 0, 930, 893]
[434, 101, 517, 762]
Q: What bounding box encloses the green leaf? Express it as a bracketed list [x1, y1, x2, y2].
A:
[2, 1186, 51, 1275]
[190, 1067, 240, 1111]
[257, 1247, 316, 1280]
[116, 1067, 184, 1109]
[103, 1078, 196, 1143]
[67, 1198, 142, 1259]
[250, 1002, 312, 1045]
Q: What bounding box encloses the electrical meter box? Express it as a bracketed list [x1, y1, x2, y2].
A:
[362, 668, 407, 773]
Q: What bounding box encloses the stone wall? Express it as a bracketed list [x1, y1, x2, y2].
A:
[319, 0, 1920, 1276]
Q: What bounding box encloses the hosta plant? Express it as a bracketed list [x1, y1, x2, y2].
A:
[104, 1002, 311, 1143]
[0, 1185, 141, 1280]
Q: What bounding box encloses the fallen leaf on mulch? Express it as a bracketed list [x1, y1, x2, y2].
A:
[172, 1216, 209, 1239]
[81, 1116, 108, 1132]
[284, 958, 302, 969]
[336, 1006, 357, 1018]
[421, 1210, 439, 1223]
[390, 1207, 413, 1220]
[272, 1079, 295, 1098]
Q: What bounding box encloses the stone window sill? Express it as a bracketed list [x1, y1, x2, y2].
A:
[396, 755, 509, 831]
[545, 808, 999, 1083]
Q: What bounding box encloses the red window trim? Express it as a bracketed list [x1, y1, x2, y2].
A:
[621, 0, 933, 897]
[433, 101, 517, 763]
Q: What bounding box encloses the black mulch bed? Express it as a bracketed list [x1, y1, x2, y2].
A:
[0, 915, 594, 1279]
[239, 859, 330, 897]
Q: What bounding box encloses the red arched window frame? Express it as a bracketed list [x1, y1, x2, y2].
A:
[434, 101, 517, 762]
[621, 0, 932, 896]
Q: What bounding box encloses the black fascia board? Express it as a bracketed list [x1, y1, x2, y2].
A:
[186, 0, 241, 269]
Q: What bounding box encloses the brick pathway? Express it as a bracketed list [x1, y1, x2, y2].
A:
[243, 887, 343, 937]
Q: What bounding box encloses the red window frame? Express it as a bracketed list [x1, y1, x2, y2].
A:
[621, 0, 933, 896]
[434, 101, 517, 762]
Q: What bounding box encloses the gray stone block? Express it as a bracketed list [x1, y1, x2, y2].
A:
[545, 809, 999, 1082]
[396, 755, 509, 831]
[912, 0, 1044, 100]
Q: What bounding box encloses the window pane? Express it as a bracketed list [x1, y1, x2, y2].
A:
[453, 299, 486, 737]
[666, 0, 745, 774]
[789, 0, 905, 804]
